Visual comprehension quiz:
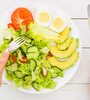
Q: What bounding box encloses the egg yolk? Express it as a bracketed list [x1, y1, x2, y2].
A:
[53, 18, 64, 29]
[38, 12, 50, 22]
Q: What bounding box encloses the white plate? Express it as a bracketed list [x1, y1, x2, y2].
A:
[0, 1, 81, 94]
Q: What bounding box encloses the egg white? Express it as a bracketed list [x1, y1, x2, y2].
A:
[35, 8, 52, 27]
[49, 15, 67, 33]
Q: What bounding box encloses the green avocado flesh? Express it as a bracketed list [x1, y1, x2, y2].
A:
[56, 27, 71, 43]
[57, 37, 71, 50]
[49, 38, 78, 59]
[48, 52, 79, 70]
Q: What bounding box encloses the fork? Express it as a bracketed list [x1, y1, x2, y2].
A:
[0, 36, 25, 86]
[9, 36, 25, 51]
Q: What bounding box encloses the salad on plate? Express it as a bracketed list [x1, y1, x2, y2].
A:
[0, 7, 79, 91]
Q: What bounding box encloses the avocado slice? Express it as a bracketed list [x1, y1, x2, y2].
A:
[57, 37, 71, 50]
[48, 52, 79, 70]
[49, 38, 78, 59]
[56, 27, 71, 43]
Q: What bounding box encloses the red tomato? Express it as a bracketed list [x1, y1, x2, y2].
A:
[8, 23, 14, 28]
[11, 8, 34, 29]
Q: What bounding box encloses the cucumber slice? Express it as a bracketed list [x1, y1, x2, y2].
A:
[30, 59, 36, 71]
[15, 71, 25, 78]
[6, 63, 18, 71]
[27, 52, 39, 59]
[27, 46, 38, 53]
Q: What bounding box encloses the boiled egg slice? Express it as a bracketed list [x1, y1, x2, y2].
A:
[35, 8, 52, 27]
[49, 16, 66, 33]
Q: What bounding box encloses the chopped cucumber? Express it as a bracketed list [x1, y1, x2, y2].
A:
[15, 71, 25, 78]
[27, 52, 39, 59]
[27, 46, 38, 53]
[6, 63, 18, 71]
[30, 59, 36, 71]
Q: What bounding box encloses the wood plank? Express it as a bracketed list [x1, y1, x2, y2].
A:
[73, 20, 90, 47]
[0, 84, 90, 100]
[0, 0, 90, 18]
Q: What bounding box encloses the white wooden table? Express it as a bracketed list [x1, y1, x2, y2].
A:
[0, 0, 90, 100]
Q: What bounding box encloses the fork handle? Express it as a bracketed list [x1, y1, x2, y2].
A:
[0, 49, 10, 86]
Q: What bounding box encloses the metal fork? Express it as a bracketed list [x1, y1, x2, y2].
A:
[0, 36, 25, 86]
[9, 36, 25, 51]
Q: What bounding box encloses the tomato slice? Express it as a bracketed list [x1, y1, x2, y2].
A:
[8, 23, 14, 28]
[11, 8, 34, 29]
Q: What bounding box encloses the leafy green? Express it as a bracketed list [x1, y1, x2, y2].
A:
[14, 78, 23, 87]
[20, 25, 26, 35]
[52, 67, 64, 78]
[6, 71, 16, 81]
[6, 63, 18, 72]
[40, 72, 57, 89]
[18, 64, 31, 75]
[15, 71, 25, 78]
[0, 23, 65, 91]
[22, 81, 31, 90]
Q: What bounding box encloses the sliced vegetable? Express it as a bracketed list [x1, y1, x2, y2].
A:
[46, 80, 57, 89]
[27, 52, 39, 59]
[20, 25, 26, 35]
[22, 81, 31, 90]
[29, 59, 36, 71]
[27, 46, 38, 53]
[15, 71, 25, 78]
[6, 72, 16, 81]
[52, 67, 64, 78]
[6, 63, 18, 71]
[14, 78, 23, 87]
[18, 64, 31, 75]
[11, 8, 34, 29]
[8, 23, 14, 28]
[32, 82, 41, 91]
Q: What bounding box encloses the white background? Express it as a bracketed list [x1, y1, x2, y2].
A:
[0, 0, 90, 100]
